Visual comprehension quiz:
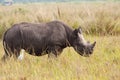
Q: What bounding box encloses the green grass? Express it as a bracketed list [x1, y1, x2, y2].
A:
[0, 36, 120, 80]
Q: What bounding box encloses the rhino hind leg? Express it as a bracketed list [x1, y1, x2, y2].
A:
[12, 48, 20, 60]
[1, 54, 11, 62]
[1, 47, 12, 62]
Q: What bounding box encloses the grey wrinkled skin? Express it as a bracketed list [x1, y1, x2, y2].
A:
[71, 27, 96, 57]
[1, 20, 96, 61]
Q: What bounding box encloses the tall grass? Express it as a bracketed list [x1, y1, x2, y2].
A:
[0, 36, 120, 80]
[0, 2, 120, 80]
[0, 2, 120, 39]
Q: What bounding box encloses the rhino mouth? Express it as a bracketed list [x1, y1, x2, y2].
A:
[74, 46, 91, 57]
[80, 53, 90, 57]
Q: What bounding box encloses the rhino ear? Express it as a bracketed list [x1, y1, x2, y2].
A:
[73, 27, 82, 36]
[73, 29, 79, 36]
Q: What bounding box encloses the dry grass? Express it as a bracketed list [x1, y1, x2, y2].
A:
[0, 36, 120, 80]
[0, 2, 120, 38]
[0, 2, 120, 80]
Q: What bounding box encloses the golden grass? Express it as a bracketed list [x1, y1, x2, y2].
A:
[0, 2, 120, 80]
[0, 2, 120, 38]
[0, 36, 120, 80]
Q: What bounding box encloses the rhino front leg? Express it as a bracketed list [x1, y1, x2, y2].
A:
[48, 46, 63, 58]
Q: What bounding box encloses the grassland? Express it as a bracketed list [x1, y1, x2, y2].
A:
[0, 2, 120, 38]
[0, 36, 120, 80]
[0, 2, 120, 80]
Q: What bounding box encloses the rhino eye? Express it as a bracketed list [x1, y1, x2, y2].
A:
[90, 47, 93, 52]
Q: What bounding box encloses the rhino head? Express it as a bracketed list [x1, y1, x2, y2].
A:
[72, 27, 96, 57]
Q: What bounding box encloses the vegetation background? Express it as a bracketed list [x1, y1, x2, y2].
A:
[0, 0, 120, 80]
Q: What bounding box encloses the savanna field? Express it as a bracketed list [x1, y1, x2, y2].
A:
[0, 2, 120, 80]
